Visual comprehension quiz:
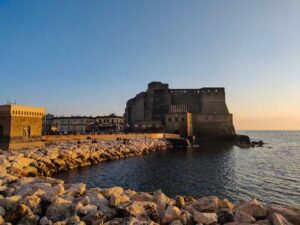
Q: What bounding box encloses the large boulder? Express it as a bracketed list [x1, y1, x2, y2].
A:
[120, 201, 148, 217]
[234, 199, 267, 219]
[219, 199, 235, 210]
[193, 211, 218, 224]
[45, 197, 73, 222]
[100, 187, 123, 199]
[268, 204, 300, 225]
[273, 213, 294, 225]
[16, 208, 39, 225]
[79, 204, 97, 215]
[0, 195, 22, 211]
[83, 188, 109, 208]
[66, 183, 86, 196]
[21, 195, 42, 214]
[154, 190, 170, 216]
[234, 210, 256, 223]
[218, 208, 234, 225]
[175, 196, 185, 208]
[179, 209, 193, 225]
[161, 205, 181, 224]
[132, 192, 155, 202]
[4, 204, 31, 224]
[39, 184, 65, 201]
[109, 194, 130, 207]
[193, 196, 219, 212]
[39, 216, 53, 225]
[13, 157, 35, 168]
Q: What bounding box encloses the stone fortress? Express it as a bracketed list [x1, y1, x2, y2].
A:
[125, 82, 236, 140]
[0, 104, 45, 149]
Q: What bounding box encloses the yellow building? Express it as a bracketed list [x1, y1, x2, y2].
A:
[0, 104, 45, 150]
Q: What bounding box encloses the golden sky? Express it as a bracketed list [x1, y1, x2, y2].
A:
[234, 117, 300, 130]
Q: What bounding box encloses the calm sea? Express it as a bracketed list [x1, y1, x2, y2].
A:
[55, 131, 300, 207]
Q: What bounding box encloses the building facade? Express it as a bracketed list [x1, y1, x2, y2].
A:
[0, 104, 45, 146]
[44, 114, 124, 134]
[89, 114, 124, 133]
[125, 82, 235, 139]
[45, 116, 95, 134]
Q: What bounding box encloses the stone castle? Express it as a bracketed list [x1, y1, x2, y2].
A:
[125, 82, 235, 139]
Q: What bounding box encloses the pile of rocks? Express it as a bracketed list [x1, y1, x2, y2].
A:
[0, 138, 172, 177]
[0, 176, 299, 225]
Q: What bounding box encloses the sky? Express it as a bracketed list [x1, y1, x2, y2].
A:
[0, 0, 299, 130]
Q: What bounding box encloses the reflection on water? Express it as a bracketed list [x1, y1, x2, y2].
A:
[55, 131, 300, 207]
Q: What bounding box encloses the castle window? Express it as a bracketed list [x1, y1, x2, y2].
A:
[168, 118, 172, 122]
[175, 117, 178, 122]
[182, 117, 185, 121]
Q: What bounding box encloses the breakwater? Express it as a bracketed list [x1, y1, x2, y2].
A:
[0, 138, 299, 225]
[0, 138, 172, 177]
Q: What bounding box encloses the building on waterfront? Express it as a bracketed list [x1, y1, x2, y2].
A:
[45, 116, 95, 134]
[89, 114, 124, 133]
[125, 82, 236, 139]
[0, 104, 45, 150]
[44, 114, 124, 134]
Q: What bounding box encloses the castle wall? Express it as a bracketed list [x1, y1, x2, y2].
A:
[127, 94, 145, 126]
[10, 116, 44, 142]
[170, 89, 202, 113]
[165, 112, 193, 137]
[152, 89, 171, 122]
[199, 88, 229, 114]
[0, 105, 45, 144]
[192, 113, 235, 137]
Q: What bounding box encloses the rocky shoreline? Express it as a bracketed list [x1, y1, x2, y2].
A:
[0, 138, 299, 225]
[0, 138, 172, 177]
